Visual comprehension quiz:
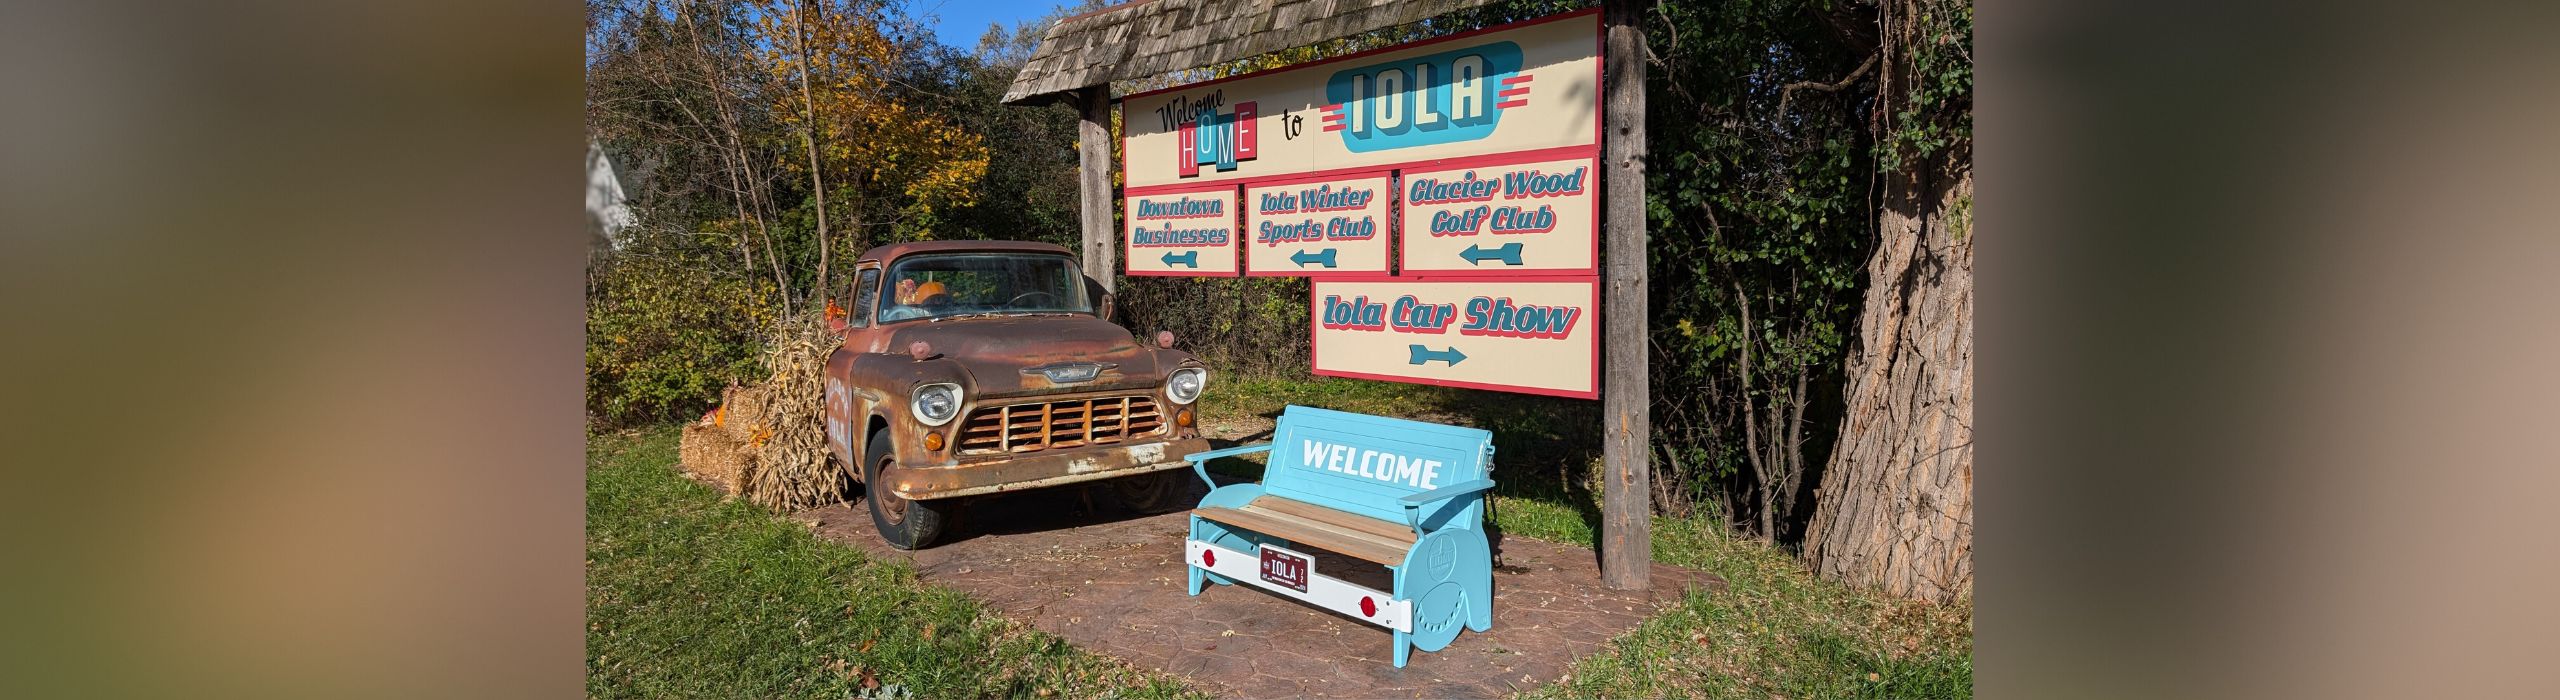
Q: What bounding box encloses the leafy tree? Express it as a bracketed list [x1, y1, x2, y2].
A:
[1642, 0, 1879, 541]
[584, 0, 993, 423]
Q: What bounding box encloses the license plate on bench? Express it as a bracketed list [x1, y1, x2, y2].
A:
[1258, 545, 1310, 592]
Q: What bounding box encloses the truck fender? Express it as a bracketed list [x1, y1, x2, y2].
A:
[833, 350, 969, 469]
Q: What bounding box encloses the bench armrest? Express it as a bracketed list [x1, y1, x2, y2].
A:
[1397, 478, 1496, 533]
[1398, 478, 1496, 506]
[1183, 443, 1273, 488]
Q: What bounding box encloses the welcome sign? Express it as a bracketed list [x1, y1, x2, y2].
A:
[1124, 186, 1240, 276]
[1121, 9, 1605, 397]
[1311, 278, 1598, 398]
[1120, 12, 1598, 189]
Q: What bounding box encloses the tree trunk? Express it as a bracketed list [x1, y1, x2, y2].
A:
[1803, 167, 1973, 603]
[791, 0, 829, 307]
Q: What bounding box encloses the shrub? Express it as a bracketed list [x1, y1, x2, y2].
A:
[586, 232, 775, 427]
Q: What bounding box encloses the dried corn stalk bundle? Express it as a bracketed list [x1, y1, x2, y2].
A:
[745, 321, 850, 510]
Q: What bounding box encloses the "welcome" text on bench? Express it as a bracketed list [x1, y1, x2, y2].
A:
[1299, 438, 1444, 489]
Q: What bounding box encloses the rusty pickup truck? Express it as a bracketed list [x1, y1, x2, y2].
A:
[822, 241, 1211, 549]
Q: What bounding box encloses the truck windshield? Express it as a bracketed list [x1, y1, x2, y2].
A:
[877, 253, 1092, 323]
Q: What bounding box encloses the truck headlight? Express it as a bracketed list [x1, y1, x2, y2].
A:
[911, 383, 963, 426]
[1165, 368, 1206, 405]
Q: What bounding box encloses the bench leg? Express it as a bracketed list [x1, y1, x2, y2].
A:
[1465, 531, 1494, 632]
[1393, 629, 1411, 668]
[1465, 583, 1492, 632]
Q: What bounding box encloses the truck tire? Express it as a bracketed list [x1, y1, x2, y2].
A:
[863, 428, 947, 549]
[1105, 469, 1187, 514]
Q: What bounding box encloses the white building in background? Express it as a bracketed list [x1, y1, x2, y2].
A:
[587, 140, 634, 248]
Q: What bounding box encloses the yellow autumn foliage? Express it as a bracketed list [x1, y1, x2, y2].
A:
[755, 0, 988, 238]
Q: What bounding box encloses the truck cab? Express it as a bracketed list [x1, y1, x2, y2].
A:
[823, 241, 1211, 549]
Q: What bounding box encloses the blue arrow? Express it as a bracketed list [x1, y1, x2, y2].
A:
[1290, 248, 1338, 268]
[1407, 344, 1468, 366]
[1161, 250, 1199, 268]
[1459, 242, 1524, 266]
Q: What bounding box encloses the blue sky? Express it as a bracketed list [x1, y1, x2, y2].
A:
[907, 0, 1068, 50]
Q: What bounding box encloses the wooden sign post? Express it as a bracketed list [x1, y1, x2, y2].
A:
[1599, 0, 1650, 590]
[1079, 85, 1116, 293]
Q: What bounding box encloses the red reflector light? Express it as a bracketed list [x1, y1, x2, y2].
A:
[1203, 550, 1215, 567]
[1360, 597, 1377, 617]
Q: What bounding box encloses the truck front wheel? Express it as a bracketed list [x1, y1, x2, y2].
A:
[864, 428, 947, 549]
[1104, 469, 1188, 514]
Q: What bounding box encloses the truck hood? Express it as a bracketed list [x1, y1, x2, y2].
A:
[880, 315, 1176, 396]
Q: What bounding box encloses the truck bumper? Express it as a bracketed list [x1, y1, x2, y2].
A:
[882, 437, 1213, 501]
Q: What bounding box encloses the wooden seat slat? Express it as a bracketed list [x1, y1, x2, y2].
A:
[1245, 496, 1418, 544]
[1192, 505, 1412, 565]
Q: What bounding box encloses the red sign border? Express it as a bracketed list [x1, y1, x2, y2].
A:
[1123, 182, 1244, 278]
[1309, 276, 1602, 400]
[1241, 169, 1400, 280]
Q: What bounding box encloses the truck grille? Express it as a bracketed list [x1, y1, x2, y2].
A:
[955, 395, 1164, 455]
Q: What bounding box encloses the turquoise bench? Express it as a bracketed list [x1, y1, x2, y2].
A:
[1181, 405, 1496, 668]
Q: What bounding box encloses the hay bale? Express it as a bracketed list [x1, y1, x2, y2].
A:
[678, 421, 752, 496]
[711, 384, 771, 444]
[742, 322, 852, 511]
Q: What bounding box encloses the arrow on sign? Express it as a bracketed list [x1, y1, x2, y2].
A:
[1161, 250, 1199, 268]
[1407, 344, 1468, 366]
[1290, 248, 1338, 268]
[1459, 242, 1524, 266]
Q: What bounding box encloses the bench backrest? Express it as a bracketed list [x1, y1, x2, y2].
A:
[1262, 405, 1493, 531]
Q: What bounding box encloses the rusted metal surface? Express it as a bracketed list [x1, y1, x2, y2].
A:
[824, 241, 1209, 503]
[883, 436, 1210, 501]
[958, 394, 1164, 455]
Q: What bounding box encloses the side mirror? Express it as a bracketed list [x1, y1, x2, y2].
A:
[1084, 274, 1115, 322]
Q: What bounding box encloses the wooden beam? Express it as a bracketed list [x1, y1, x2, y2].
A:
[1600, 0, 1652, 591]
[1078, 84, 1117, 293]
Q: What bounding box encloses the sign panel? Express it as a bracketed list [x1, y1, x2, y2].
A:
[1124, 186, 1240, 276]
[1311, 278, 1598, 398]
[1397, 154, 1598, 276]
[1120, 11, 1599, 189]
[1244, 173, 1393, 277]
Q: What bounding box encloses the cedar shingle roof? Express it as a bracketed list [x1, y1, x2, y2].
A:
[1001, 0, 1505, 105]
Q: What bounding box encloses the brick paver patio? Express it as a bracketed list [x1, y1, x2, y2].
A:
[791, 477, 1717, 698]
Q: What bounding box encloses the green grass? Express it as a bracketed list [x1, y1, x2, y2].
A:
[1521, 516, 1972, 699]
[1195, 376, 1974, 699]
[586, 427, 1205, 700]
